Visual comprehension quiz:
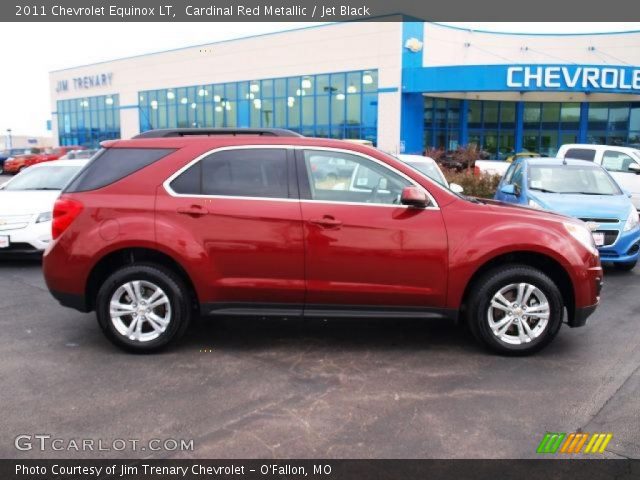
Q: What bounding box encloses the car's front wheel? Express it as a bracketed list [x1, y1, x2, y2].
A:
[96, 264, 192, 352]
[467, 265, 564, 355]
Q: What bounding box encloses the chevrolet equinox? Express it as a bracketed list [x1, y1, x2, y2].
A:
[43, 129, 603, 355]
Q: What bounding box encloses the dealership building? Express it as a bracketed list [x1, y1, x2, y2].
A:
[49, 20, 640, 157]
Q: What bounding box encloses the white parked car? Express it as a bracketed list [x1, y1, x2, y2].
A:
[558, 144, 640, 211]
[0, 160, 87, 254]
[396, 154, 464, 193]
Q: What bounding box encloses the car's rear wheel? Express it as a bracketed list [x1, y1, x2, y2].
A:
[96, 264, 192, 352]
[613, 260, 637, 272]
[467, 265, 563, 355]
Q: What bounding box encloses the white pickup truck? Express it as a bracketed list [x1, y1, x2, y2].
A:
[557, 144, 640, 211]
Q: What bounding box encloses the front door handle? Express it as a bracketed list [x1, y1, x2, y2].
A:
[177, 205, 209, 217]
[309, 215, 343, 228]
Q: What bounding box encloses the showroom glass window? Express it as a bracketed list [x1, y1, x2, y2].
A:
[587, 102, 640, 146]
[138, 69, 378, 145]
[57, 95, 120, 147]
[463, 99, 516, 159]
[522, 102, 580, 157]
[424, 98, 462, 152]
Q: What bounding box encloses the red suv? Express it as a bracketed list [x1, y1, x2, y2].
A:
[43, 129, 603, 355]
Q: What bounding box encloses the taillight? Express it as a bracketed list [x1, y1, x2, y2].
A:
[52, 196, 83, 240]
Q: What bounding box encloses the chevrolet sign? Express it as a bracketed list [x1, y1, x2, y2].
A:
[507, 66, 640, 91]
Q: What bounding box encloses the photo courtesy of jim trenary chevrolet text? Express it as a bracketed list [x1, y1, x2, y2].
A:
[1, 0, 639, 478]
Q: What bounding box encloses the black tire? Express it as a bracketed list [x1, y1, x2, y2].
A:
[466, 264, 564, 356]
[95, 263, 192, 353]
[613, 260, 637, 272]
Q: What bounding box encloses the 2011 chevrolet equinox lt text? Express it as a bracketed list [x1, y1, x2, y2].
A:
[42, 129, 603, 355]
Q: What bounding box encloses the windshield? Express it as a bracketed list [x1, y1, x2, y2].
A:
[528, 165, 622, 195]
[4, 165, 84, 191]
[405, 161, 447, 186]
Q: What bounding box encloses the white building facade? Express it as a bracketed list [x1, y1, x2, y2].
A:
[49, 21, 640, 158]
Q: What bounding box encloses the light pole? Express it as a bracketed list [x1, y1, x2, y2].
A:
[6, 129, 12, 150]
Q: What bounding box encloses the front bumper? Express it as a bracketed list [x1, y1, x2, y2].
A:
[571, 303, 599, 328]
[0, 221, 51, 255]
[597, 227, 640, 264]
[568, 263, 602, 328]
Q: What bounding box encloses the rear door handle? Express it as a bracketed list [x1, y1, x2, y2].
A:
[177, 205, 209, 217]
[309, 216, 343, 228]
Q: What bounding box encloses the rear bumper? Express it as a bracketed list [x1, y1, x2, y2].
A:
[50, 289, 90, 313]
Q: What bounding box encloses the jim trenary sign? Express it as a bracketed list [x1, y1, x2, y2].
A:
[506, 65, 640, 92]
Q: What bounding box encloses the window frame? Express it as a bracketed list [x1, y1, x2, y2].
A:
[164, 145, 439, 209]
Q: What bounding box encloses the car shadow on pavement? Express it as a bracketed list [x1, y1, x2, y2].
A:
[179, 314, 481, 354]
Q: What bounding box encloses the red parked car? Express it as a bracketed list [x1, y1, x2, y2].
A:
[3, 146, 85, 174]
[43, 129, 602, 355]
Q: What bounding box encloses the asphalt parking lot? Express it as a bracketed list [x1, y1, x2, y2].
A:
[0, 255, 638, 460]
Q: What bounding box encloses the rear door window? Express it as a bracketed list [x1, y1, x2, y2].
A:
[65, 148, 175, 193]
[564, 148, 596, 161]
[169, 148, 290, 199]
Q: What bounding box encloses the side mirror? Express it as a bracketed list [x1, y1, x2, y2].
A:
[401, 186, 429, 208]
[449, 183, 464, 194]
[500, 184, 517, 196]
[629, 162, 640, 174]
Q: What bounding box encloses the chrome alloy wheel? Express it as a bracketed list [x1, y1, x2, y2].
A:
[487, 283, 550, 345]
[109, 280, 171, 343]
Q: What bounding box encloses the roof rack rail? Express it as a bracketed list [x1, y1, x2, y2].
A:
[133, 128, 303, 139]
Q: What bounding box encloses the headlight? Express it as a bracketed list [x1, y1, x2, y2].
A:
[623, 207, 639, 232]
[528, 199, 543, 209]
[35, 212, 52, 223]
[564, 222, 598, 254]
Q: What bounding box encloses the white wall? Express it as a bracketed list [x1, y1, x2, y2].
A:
[50, 22, 403, 150]
[423, 23, 640, 67]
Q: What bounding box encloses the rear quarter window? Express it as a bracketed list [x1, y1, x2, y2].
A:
[65, 148, 175, 193]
